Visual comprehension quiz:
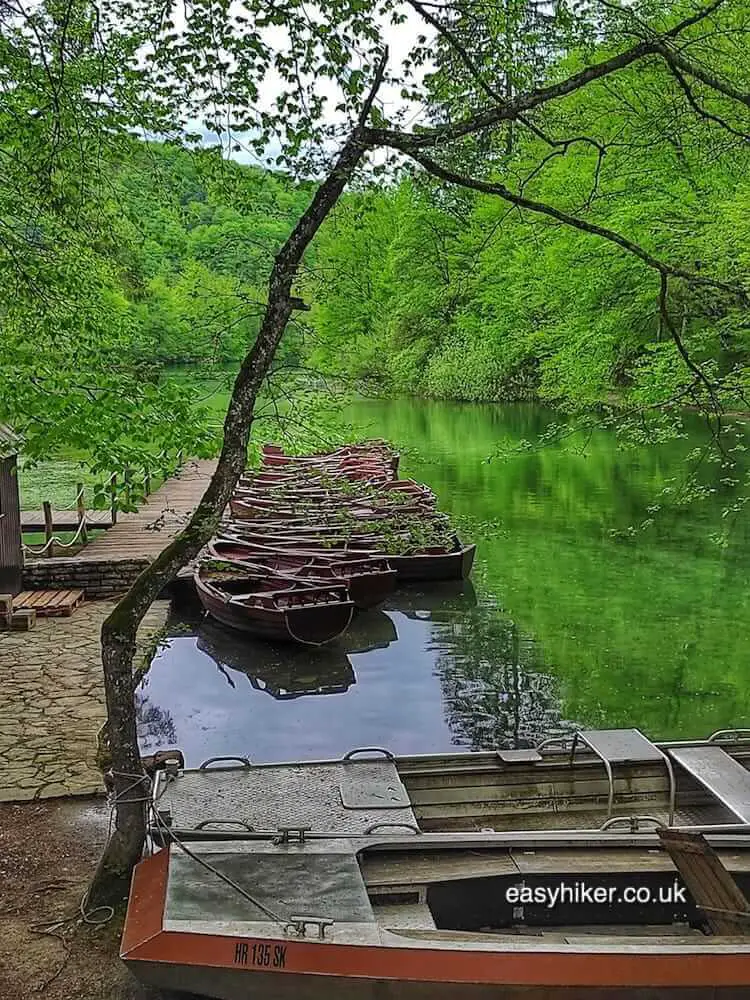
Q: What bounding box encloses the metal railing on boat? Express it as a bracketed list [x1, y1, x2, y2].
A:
[537, 728, 678, 826]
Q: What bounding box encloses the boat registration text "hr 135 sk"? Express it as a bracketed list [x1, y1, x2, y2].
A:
[233, 941, 288, 968]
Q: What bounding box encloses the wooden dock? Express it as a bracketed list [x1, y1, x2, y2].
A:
[21, 510, 114, 532]
[77, 459, 217, 562]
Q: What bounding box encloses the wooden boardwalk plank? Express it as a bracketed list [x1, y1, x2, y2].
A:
[21, 510, 114, 531]
[76, 460, 216, 565]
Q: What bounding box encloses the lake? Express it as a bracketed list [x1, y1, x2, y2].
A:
[137, 397, 750, 766]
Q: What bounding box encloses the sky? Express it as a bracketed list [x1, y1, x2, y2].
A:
[185, 2, 431, 170]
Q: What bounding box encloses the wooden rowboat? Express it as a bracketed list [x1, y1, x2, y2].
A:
[207, 539, 397, 610]
[125, 731, 750, 998]
[387, 542, 476, 582]
[236, 479, 433, 504]
[222, 526, 477, 582]
[229, 496, 433, 521]
[194, 565, 354, 645]
[262, 442, 399, 476]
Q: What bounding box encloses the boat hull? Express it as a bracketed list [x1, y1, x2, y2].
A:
[127, 959, 750, 1000]
[221, 533, 477, 583]
[208, 541, 397, 610]
[202, 597, 353, 645]
[389, 543, 477, 582]
[123, 849, 750, 1000]
[195, 574, 354, 645]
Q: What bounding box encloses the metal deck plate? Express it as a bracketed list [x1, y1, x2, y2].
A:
[339, 762, 410, 810]
[578, 729, 665, 764]
[156, 761, 417, 835]
[165, 841, 375, 925]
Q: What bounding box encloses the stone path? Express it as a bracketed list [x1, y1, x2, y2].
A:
[0, 600, 170, 802]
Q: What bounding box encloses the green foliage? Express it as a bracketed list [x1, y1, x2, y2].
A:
[308, 17, 750, 412]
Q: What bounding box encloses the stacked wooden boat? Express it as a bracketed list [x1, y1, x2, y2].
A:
[194, 442, 476, 645]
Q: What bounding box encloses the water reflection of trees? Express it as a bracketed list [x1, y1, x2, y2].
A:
[136, 688, 178, 751]
[430, 602, 577, 750]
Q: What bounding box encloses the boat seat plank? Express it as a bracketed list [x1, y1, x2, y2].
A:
[513, 849, 678, 875]
[361, 849, 518, 888]
[374, 901, 437, 930]
[578, 729, 665, 764]
[668, 747, 750, 823]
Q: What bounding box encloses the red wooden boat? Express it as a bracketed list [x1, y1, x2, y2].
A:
[237, 477, 431, 500]
[229, 496, 433, 521]
[262, 441, 399, 476]
[123, 731, 750, 998]
[208, 539, 397, 610]
[194, 565, 354, 645]
[221, 527, 477, 582]
[387, 541, 476, 581]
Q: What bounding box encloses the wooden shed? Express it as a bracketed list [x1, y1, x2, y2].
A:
[0, 426, 22, 595]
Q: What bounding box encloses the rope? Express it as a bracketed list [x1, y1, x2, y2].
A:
[284, 603, 354, 647]
[28, 770, 152, 939]
[54, 486, 86, 512]
[149, 790, 289, 928]
[22, 514, 90, 555]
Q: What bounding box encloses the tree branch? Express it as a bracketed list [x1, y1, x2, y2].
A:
[383, 148, 745, 303]
[405, 0, 505, 105]
[365, 1, 726, 151]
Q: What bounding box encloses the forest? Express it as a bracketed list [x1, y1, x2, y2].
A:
[31, 96, 750, 415]
[4, 0, 750, 460]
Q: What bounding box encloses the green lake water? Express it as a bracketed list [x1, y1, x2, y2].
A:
[139, 397, 750, 764]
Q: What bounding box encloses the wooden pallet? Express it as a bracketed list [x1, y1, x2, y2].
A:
[12, 589, 85, 617]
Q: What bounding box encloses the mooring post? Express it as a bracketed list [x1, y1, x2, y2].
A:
[77, 482, 88, 544]
[42, 501, 53, 556]
[144, 470, 152, 497]
[110, 473, 118, 525]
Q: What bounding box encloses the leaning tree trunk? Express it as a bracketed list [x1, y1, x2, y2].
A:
[88, 123, 375, 905]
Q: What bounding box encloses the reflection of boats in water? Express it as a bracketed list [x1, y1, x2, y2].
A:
[343, 608, 397, 653]
[195, 610, 398, 700]
[196, 618, 354, 700]
[383, 578, 477, 619]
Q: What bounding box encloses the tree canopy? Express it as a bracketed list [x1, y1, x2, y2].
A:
[3, 0, 750, 481]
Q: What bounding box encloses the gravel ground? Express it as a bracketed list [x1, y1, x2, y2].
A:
[0, 797, 189, 1000]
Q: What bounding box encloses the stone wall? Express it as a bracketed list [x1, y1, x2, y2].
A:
[23, 557, 150, 598]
